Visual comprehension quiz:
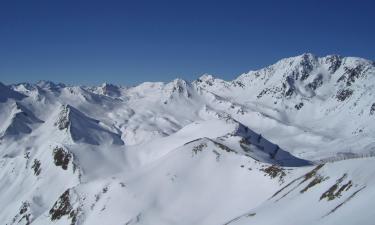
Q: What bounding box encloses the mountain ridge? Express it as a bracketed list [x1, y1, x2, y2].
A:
[1, 53, 375, 225]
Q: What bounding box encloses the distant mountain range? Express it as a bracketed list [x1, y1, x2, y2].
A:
[1, 53, 374, 225]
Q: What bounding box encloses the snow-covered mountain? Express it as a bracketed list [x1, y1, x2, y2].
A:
[1, 53, 375, 225]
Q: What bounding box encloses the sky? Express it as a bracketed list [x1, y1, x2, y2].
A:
[1, 0, 374, 85]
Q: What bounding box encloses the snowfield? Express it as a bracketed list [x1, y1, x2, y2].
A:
[1, 53, 375, 225]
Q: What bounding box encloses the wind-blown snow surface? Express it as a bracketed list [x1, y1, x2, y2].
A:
[1, 53, 375, 225]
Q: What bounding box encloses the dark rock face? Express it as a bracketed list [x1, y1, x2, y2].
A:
[196, 78, 213, 86]
[326, 55, 342, 73]
[320, 174, 352, 201]
[102, 83, 120, 97]
[300, 175, 326, 193]
[56, 106, 70, 130]
[170, 79, 192, 99]
[295, 102, 304, 110]
[260, 165, 286, 183]
[285, 88, 294, 97]
[299, 54, 315, 81]
[345, 65, 364, 86]
[370, 103, 375, 115]
[31, 159, 41, 176]
[256, 89, 267, 99]
[336, 89, 353, 101]
[284, 75, 296, 97]
[306, 74, 323, 91]
[49, 189, 79, 225]
[11, 202, 32, 225]
[53, 147, 72, 170]
[337, 65, 365, 86]
[192, 142, 207, 155]
[233, 81, 245, 88]
[257, 86, 283, 99]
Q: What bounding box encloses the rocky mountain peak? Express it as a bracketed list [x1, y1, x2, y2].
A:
[0, 82, 26, 103]
[100, 83, 121, 97]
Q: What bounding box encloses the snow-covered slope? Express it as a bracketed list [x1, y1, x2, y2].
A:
[226, 158, 375, 225]
[54, 104, 124, 145]
[0, 102, 43, 140]
[1, 53, 374, 225]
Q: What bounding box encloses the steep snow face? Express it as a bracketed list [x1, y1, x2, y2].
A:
[0, 102, 43, 139]
[1, 53, 375, 225]
[0, 82, 26, 103]
[54, 104, 124, 145]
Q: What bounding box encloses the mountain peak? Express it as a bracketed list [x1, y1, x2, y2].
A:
[36, 80, 66, 91]
[0, 102, 43, 139]
[198, 74, 216, 81]
[54, 104, 124, 145]
[100, 82, 121, 97]
[163, 78, 192, 101]
[0, 82, 26, 103]
[299, 52, 316, 58]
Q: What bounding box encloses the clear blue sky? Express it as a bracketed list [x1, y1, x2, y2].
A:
[1, 0, 374, 85]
